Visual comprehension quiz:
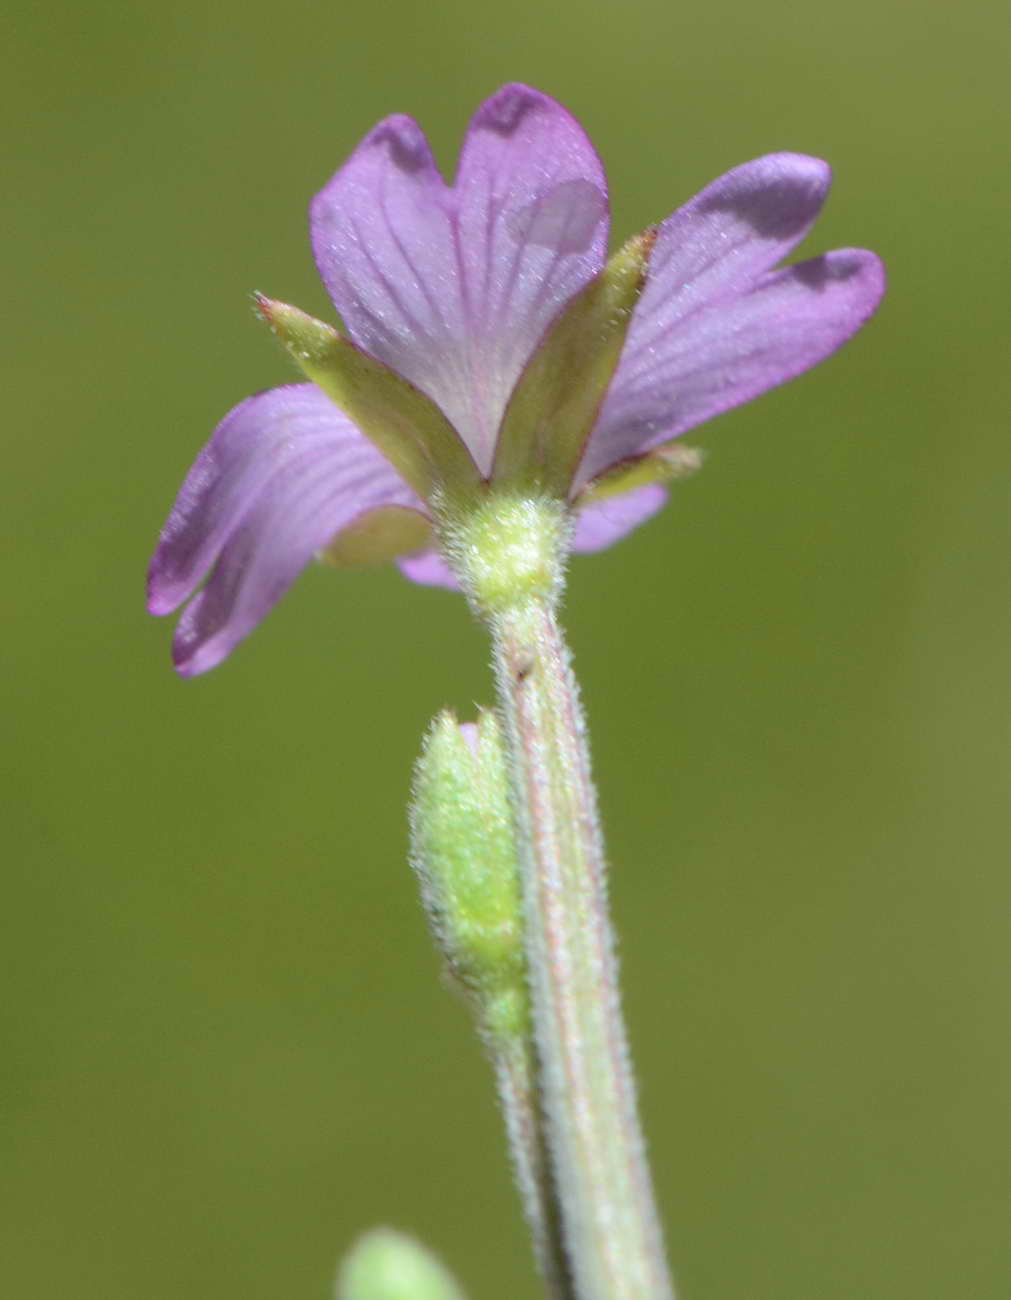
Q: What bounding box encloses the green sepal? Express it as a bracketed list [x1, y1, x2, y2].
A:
[255, 295, 481, 502]
[337, 1228, 468, 1300]
[319, 505, 433, 569]
[409, 709, 528, 1043]
[576, 442, 703, 506]
[491, 228, 656, 497]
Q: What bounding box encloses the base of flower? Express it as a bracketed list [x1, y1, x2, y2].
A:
[435, 491, 574, 618]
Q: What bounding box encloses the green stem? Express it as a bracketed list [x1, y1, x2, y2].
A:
[491, 1036, 575, 1300]
[445, 495, 674, 1300]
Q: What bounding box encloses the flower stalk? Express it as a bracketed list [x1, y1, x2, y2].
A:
[445, 496, 674, 1300]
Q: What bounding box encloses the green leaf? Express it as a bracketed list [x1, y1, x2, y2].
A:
[255, 296, 481, 502]
[491, 228, 656, 497]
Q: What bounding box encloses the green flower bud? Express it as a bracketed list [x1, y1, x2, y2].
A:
[409, 709, 527, 1043]
[337, 1228, 467, 1300]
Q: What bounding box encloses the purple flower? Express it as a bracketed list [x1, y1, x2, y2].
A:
[148, 83, 884, 676]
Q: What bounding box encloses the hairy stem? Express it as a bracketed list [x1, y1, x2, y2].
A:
[491, 1034, 575, 1300]
[441, 493, 673, 1299]
[486, 591, 674, 1300]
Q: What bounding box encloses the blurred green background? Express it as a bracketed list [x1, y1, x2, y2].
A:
[4, 0, 1008, 1296]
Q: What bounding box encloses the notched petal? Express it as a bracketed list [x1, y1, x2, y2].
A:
[312, 83, 610, 473]
[582, 224, 885, 483]
[579, 154, 838, 480]
[151, 383, 423, 677]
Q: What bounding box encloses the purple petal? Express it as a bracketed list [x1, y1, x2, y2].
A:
[571, 483, 669, 552]
[395, 548, 459, 590]
[311, 83, 609, 473]
[147, 384, 423, 676]
[581, 245, 885, 484]
[632, 153, 832, 326]
[578, 155, 886, 481]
